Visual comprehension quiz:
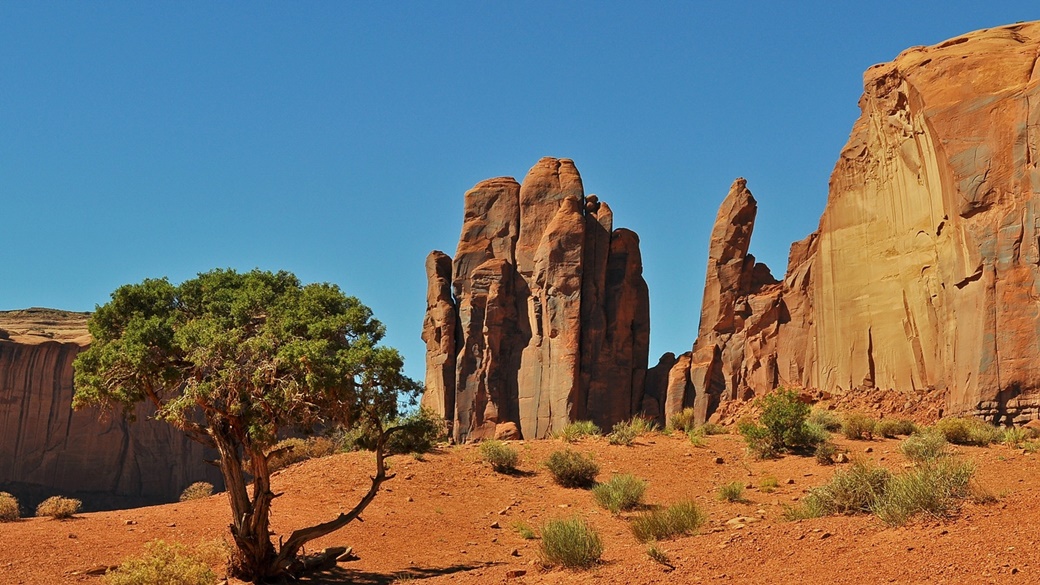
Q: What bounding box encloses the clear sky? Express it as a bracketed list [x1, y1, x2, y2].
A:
[2, 3, 1037, 383]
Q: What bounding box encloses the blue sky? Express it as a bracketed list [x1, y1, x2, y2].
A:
[2, 3, 1037, 382]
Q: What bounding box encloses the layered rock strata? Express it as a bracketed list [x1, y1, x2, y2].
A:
[654, 22, 1040, 426]
[0, 309, 222, 511]
[422, 158, 650, 441]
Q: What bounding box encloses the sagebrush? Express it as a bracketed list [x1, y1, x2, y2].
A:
[36, 496, 81, 519]
[479, 440, 519, 473]
[738, 388, 822, 458]
[592, 474, 647, 513]
[555, 421, 601, 443]
[630, 501, 706, 542]
[545, 449, 599, 488]
[179, 482, 214, 502]
[102, 540, 226, 585]
[0, 492, 19, 522]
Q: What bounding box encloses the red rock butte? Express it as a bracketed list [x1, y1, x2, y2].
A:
[426, 21, 1040, 437]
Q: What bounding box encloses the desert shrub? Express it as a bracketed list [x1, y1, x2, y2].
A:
[668, 408, 698, 433]
[801, 460, 891, 516]
[873, 459, 976, 526]
[479, 440, 519, 473]
[933, 417, 1001, 446]
[646, 543, 672, 567]
[738, 388, 821, 458]
[814, 441, 837, 465]
[759, 476, 780, 493]
[697, 422, 726, 435]
[875, 418, 918, 438]
[592, 474, 647, 514]
[841, 412, 876, 440]
[688, 433, 705, 447]
[1002, 426, 1029, 447]
[555, 420, 601, 443]
[900, 431, 950, 464]
[385, 408, 445, 454]
[36, 496, 81, 519]
[102, 540, 219, 585]
[539, 517, 603, 569]
[807, 408, 843, 432]
[179, 482, 214, 502]
[717, 481, 745, 502]
[513, 521, 536, 540]
[265, 436, 337, 472]
[545, 449, 599, 488]
[630, 500, 706, 542]
[607, 421, 638, 446]
[0, 492, 20, 522]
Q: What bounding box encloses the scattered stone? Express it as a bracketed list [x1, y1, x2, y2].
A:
[714, 457, 725, 464]
[490, 521, 501, 529]
[506, 569, 527, 578]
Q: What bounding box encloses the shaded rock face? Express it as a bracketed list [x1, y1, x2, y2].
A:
[421, 157, 651, 441]
[0, 309, 222, 511]
[652, 22, 1040, 426]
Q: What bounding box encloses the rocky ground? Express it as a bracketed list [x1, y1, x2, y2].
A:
[1, 430, 1038, 584]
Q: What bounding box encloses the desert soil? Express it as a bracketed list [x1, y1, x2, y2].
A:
[1, 431, 1037, 584]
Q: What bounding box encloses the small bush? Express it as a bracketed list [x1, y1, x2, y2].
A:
[385, 408, 446, 454]
[646, 543, 672, 567]
[668, 408, 698, 433]
[697, 422, 726, 435]
[717, 481, 746, 502]
[800, 460, 891, 516]
[876, 418, 918, 438]
[479, 439, 519, 473]
[592, 474, 647, 514]
[266, 436, 337, 472]
[841, 413, 876, 440]
[738, 388, 821, 458]
[815, 441, 837, 465]
[539, 517, 603, 569]
[900, 431, 950, 464]
[1002, 426, 1029, 447]
[545, 449, 599, 488]
[759, 476, 779, 493]
[179, 482, 214, 502]
[607, 422, 638, 446]
[688, 433, 705, 448]
[555, 421, 601, 443]
[36, 496, 81, 519]
[513, 521, 536, 540]
[102, 540, 219, 585]
[0, 492, 20, 522]
[933, 417, 1001, 446]
[873, 459, 976, 526]
[630, 501, 706, 542]
[807, 408, 843, 432]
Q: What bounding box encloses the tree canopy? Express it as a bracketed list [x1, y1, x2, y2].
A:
[73, 268, 421, 581]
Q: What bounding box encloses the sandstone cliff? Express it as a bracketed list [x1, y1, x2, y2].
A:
[0, 308, 222, 511]
[654, 22, 1040, 426]
[422, 158, 650, 441]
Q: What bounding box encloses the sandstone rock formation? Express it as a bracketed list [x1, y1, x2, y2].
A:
[0, 309, 222, 511]
[422, 157, 651, 441]
[652, 22, 1040, 426]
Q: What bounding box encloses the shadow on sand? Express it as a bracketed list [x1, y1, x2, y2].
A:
[294, 561, 500, 584]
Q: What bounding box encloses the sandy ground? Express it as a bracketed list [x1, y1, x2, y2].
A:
[2, 431, 1037, 584]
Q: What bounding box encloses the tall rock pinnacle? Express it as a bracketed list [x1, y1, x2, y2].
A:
[421, 157, 651, 441]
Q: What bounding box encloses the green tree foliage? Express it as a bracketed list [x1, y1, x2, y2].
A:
[73, 269, 421, 582]
[738, 387, 823, 458]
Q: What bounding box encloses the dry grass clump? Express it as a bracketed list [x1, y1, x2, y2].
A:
[545, 449, 599, 488]
[265, 436, 337, 472]
[607, 417, 657, 445]
[554, 420, 601, 443]
[479, 439, 519, 473]
[875, 418, 918, 438]
[668, 408, 698, 433]
[630, 500, 706, 542]
[592, 474, 647, 513]
[102, 540, 226, 585]
[807, 408, 843, 432]
[179, 482, 214, 502]
[717, 481, 746, 502]
[646, 543, 673, 567]
[841, 412, 876, 440]
[539, 517, 603, 569]
[900, 431, 950, 464]
[36, 495, 81, 519]
[0, 492, 20, 522]
[933, 417, 1002, 446]
[759, 476, 780, 493]
[814, 441, 838, 465]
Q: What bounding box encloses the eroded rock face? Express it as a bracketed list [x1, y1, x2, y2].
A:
[424, 157, 651, 440]
[656, 22, 1040, 425]
[0, 309, 221, 511]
